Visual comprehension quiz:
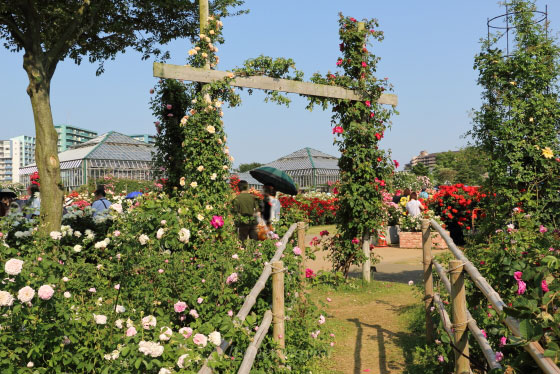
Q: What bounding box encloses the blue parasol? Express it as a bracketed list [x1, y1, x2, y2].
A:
[125, 191, 143, 199]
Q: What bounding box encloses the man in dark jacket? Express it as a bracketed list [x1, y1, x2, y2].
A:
[232, 180, 261, 241]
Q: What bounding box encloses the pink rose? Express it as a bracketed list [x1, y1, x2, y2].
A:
[38, 285, 54, 300]
[499, 336, 507, 347]
[480, 329, 487, 338]
[542, 279, 549, 293]
[332, 126, 343, 134]
[437, 355, 444, 362]
[351, 238, 360, 244]
[193, 333, 207, 347]
[513, 271, 523, 281]
[179, 327, 193, 338]
[305, 268, 315, 279]
[539, 225, 548, 233]
[166, 104, 172, 110]
[495, 352, 504, 362]
[211, 216, 224, 229]
[293, 247, 302, 256]
[126, 326, 137, 337]
[226, 273, 238, 285]
[113, 230, 121, 237]
[197, 297, 203, 304]
[365, 100, 371, 107]
[189, 309, 199, 319]
[517, 280, 526, 295]
[174, 301, 187, 313]
[227, 310, 234, 317]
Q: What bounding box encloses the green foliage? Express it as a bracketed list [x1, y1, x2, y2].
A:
[305, 15, 397, 276]
[433, 147, 489, 186]
[410, 163, 431, 178]
[465, 212, 560, 372]
[237, 162, 263, 173]
[469, 0, 560, 231]
[391, 171, 432, 192]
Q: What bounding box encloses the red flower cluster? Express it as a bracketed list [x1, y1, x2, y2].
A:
[71, 200, 91, 210]
[229, 175, 240, 194]
[30, 171, 40, 186]
[279, 196, 339, 225]
[428, 184, 486, 230]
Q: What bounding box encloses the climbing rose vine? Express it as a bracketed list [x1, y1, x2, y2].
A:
[308, 14, 397, 275]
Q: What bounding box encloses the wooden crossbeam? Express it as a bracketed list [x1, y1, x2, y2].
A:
[153, 63, 398, 106]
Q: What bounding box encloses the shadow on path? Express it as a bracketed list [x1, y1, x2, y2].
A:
[347, 303, 425, 374]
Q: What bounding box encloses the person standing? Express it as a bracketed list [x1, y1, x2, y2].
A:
[405, 192, 423, 217]
[91, 186, 111, 217]
[24, 184, 40, 219]
[419, 188, 429, 200]
[232, 180, 261, 241]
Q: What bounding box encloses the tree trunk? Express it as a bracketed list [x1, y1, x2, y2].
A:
[24, 53, 63, 234]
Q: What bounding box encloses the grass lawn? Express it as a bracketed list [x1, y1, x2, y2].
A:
[306, 224, 337, 237]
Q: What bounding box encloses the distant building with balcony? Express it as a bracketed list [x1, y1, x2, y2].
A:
[129, 134, 156, 145]
[10, 135, 35, 183]
[0, 140, 12, 182]
[55, 124, 98, 152]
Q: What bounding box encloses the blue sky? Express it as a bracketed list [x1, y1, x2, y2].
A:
[0, 1, 557, 169]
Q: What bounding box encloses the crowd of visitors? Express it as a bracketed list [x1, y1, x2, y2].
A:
[392, 187, 433, 218]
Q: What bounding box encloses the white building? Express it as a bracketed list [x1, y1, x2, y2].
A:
[10, 135, 35, 183]
[0, 140, 12, 183]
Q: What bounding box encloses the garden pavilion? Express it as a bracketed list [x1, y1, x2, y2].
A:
[259, 147, 339, 191]
[19, 132, 155, 190]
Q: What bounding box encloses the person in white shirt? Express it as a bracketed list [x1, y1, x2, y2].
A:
[405, 192, 423, 217]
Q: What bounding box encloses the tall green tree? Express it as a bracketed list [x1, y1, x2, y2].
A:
[470, 0, 560, 230]
[0, 0, 244, 233]
[433, 146, 488, 185]
[237, 162, 263, 173]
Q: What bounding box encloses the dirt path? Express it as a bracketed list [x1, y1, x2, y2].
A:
[310, 282, 423, 374]
[305, 232, 449, 284]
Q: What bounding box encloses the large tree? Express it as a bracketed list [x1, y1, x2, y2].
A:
[0, 0, 244, 233]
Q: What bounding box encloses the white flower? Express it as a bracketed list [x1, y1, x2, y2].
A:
[115, 319, 123, 328]
[115, 305, 126, 313]
[205, 205, 213, 211]
[50, 231, 62, 240]
[142, 315, 157, 330]
[408, 280, 414, 286]
[180, 116, 188, 125]
[177, 352, 193, 368]
[139, 234, 149, 245]
[94, 240, 107, 249]
[0, 291, 14, 306]
[197, 214, 204, 221]
[190, 181, 198, 188]
[73, 244, 82, 253]
[193, 333, 208, 347]
[156, 228, 165, 240]
[64, 291, 71, 298]
[197, 165, 204, 172]
[27, 362, 34, 368]
[138, 340, 164, 358]
[318, 315, 326, 325]
[178, 228, 191, 243]
[210, 173, 217, 180]
[5, 259, 23, 275]
[126, 318, 134, 328]
[17, 286, 35, 303]
[159, 326, 173, 341]
[206, 125, 215, 134]
[74, 231, 82, 238]
[208, 331, 221, 346]
[110, 203, 122, 214]
[203, 93, 212, 104]
[159, 368, 173, 374]
[93, 314, 107, 325]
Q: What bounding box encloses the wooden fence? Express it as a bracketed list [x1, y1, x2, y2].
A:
[422, 219, 560, 374]
[198, 221, 306, 374]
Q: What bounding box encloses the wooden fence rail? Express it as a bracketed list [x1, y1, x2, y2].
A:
[424, 219, 560, 374]
[198, 222, 302, 374]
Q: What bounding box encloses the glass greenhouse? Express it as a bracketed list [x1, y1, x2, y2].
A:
[19, 132, 155, 190]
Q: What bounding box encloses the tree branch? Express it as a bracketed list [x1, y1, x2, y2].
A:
[0, 13, 27, 48]
[46, 0, 95, 75]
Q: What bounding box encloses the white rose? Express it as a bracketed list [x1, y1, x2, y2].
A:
[159, 368, 173, 374]
[0, 290, 14, 306]
[115, 305, 126, 313]
[179, 177, 186, 187]
[210, 173, 217, 180]
[208, 331, 221, 346]
[115, 319, 123, 328]
[5, 258, 23, 275]
[138, 340, 164, 358]
[190, 181, 198, 188]
[50, 231, 62, 240]
[74, 231, 82, 238]
[142, 315, 157, 330]
[17, 286, 35, 303]
[94, 241, 107, 249]
[179, 228, 191, 243]
[139, 234, 149, 245]
[206, 125, 215, 134]
[159, 326, 173, 341]
[64, 291, 71, 298]
[197, 165, 204, 172]
[110, 203, 123, 214]
[197, 214, 204, 221]
[93, 314, 107, 325]
[156, 228, 165, 240]
[73, 244, 82, 253]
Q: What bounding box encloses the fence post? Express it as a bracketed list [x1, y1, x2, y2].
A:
[449, 260, 469, 374]
[421, 219, 434, 343]
[297, 222, 306, 278]
[272, 261, 285, 361]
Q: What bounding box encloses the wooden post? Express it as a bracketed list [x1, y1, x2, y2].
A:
[362, 230, 371, 283]
[421, 219, 434, 343]
[272, 261, 285, 361]
[297, 222, 306, 278]
[449, 260, 469, 374]
[199, 0, 209, 69]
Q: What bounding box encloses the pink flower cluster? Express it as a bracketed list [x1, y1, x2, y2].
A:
[226, 272, 238, 285]
[211, 215, 224, 229]
[514, 271, 526, 295]
[305, 268, 315, 278]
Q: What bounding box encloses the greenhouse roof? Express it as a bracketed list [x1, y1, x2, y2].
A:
[20, 132, 155, 174]
[262, 147, 339, 171]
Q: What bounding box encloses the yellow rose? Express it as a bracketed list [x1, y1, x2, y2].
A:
[542, 147, 554, 159]
[197, 166, 204, 172]
[206, 125, 215, 134]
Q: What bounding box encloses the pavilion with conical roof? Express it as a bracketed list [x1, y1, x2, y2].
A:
[259, 147, 339, 190]
[19, 132, 155, 190]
